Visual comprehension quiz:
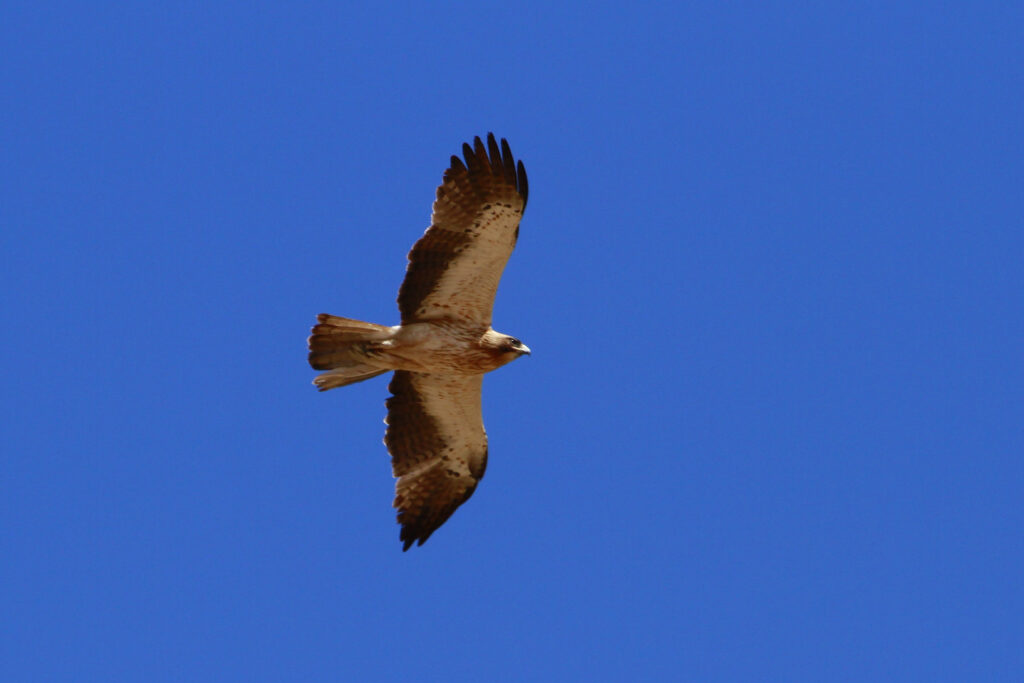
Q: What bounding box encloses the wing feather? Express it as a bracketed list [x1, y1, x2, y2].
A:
[397, 133, 528, 325]
[384, 371, 487, 550]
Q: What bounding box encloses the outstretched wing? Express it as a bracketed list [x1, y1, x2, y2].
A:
[384, 371, 488, 550]
[397, 133, 528, 326]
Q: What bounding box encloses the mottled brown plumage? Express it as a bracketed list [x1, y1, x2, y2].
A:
[386, 372, 486, 549]
[398, 134, 528, 325]
[307, 134, 530, 550]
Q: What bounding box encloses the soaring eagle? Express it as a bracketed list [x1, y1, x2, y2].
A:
[308, 134, 530, 550]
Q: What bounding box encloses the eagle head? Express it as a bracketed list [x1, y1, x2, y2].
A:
[482, 329, 531, 364]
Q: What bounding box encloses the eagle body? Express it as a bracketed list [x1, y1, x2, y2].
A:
[312, 318, 526, 376]
[307, 134, 530, 550]
[389, 321, 526, 374]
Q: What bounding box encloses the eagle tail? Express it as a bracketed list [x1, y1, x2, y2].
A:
[308, 314, 393, 391]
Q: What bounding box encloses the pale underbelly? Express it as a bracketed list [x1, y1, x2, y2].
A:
[379, 345, 500, 374]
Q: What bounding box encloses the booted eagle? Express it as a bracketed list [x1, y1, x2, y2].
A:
[308, 134, 530, 550]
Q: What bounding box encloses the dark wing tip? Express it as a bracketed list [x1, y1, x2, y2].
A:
[461, 142, 476, 169]
[486, 133, 502, 170]
[517, 159, 529, 209]
[499, 137, 516, 184]
[395, 477, 478, 551]
[473, 132, 529, 210]
[473, 136, 489, 168]
[434, 134, 527, 226]
[400, 526, 416, 551]
[399, 521, 437, 551]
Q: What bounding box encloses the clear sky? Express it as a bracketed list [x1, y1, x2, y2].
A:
[3, 2, 1022, 681]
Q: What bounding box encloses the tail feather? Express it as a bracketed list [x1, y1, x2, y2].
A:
[312, 314, 392, 340]
[308, 314, 394, 390]
[313, 367, 389, 391]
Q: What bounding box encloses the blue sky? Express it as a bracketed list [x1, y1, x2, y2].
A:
[3, 2, 1022, 680]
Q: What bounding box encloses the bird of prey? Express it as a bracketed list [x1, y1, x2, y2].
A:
[308, 133, 530, 551]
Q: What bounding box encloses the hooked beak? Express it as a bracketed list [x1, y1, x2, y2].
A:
[519, 344, 531, 356]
